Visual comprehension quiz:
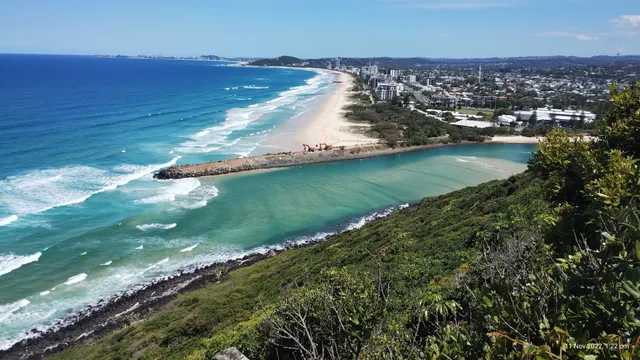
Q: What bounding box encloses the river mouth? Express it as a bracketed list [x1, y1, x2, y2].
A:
[0, 143, 535, 353]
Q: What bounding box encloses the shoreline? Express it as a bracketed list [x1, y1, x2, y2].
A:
[0, 203, 412, 359]
[294, 71, 377, 148]
[488, 135, 544, 144]
[259, 68, 377, 152]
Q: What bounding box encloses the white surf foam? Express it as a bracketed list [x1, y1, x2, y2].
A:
[135, 178, 200, 205]
[80, 252, 87, 256]
[179, 243, 199, 253]
[100, 261, 113, 266]
[346, 204, 409, 231]
[175, 71, 333, 155]
[0, 215, 18, 227]
[64, 273, 87, 286]
[135, 245, 144, 250]
[136, 223, 177, 231]
[143, 258, 170, 273]
[0, 252, 42, 278]
[0, 199, 410, 352]
[174, 182, 219, 209]
[0, 157, 182, 216]
[194, 130, 210, 138]
[243, 85, 269, 89]
[40, 291, 50, 296]
[0, 299, 30, 323]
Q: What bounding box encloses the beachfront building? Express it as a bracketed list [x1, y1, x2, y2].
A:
[370, 75, 386, 91]
[514, 108, 596, 125]
[375, 83, 399, 101]
[407, 75, 417, 83]
[334, 58, 341, 69]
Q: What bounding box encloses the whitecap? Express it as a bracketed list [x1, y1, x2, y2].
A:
[64, 273, 87, 285]
[179, 243, 199, 253]
[194, 130, 210, 138]
[243, 85, 269, 89]
[143, 258, 169, 273]
[135, 178, 200, 205]
[174, 182, 219, 209]
[121, 150, 126, 153]
[0, 252, 42, 278]
[135, 245, 144, 250]
[0, 215, 18, 227]
[100, 261, 112, 266]
[136, 223, 177, 231]
[80, 252, 87, 256]
[0, 156, 182, 216]
[40, 291, 50, 296]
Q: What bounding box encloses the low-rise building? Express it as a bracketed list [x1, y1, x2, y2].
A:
[450, 120, 496, 128]
[498, 114, 518, 126]
[514, 108, 596, 124]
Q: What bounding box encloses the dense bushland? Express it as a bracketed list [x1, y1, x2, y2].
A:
[344, 102, 515, 147]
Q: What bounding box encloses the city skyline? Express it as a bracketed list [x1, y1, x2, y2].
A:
[1, 0, 639, 58]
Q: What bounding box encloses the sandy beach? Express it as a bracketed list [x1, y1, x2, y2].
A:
[488, 135, 544, 144]
[295, 71, 377, 148]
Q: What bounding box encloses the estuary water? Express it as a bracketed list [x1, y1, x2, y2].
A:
[0, 54, 536, 348]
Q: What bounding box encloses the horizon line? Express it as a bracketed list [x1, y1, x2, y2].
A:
[1, 52, 639, 60]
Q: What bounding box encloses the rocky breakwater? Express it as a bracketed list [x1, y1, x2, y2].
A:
[154, 143, 451, 180]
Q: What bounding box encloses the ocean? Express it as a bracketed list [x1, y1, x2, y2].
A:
[0, 54, 536, 349]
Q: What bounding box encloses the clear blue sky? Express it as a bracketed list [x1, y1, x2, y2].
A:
[1, 0, 639, 58]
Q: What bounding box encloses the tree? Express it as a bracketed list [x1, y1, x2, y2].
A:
[443, 112, 455, 122]
[403, 93, 410, 106]
[528, 110, 538, 126]
[597, 82, 640, 158]
[570, 114, 579, 129]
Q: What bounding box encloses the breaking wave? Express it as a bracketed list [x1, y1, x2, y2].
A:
[175, 70, 334, 155]
[64, 273, 87, 286]
[136, 223, 177, 231]
[0, 215, 18, 227]
[0, 252, 42, 278]
[0, 157, 182, 216]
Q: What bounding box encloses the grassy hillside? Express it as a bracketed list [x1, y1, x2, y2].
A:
[52, 172, 545, 360]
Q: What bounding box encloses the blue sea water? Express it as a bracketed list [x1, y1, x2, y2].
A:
[0, 54, 536, 349]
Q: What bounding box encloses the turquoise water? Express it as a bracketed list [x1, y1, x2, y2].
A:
[0, 54, 536, 348]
